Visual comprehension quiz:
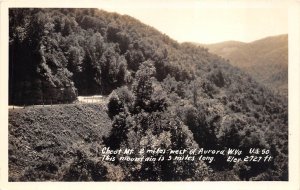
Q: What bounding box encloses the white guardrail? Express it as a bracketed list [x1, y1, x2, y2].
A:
[77, 95, 104, 103]
[9, 95, 106, 109]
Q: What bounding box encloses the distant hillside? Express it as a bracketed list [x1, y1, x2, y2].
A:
[202, 35, 288, 96]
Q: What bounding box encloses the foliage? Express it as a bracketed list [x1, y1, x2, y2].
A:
[9, 8, 288, 181]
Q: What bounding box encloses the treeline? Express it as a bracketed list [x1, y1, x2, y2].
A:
[9, 8, 191, 105]
[9, 8, 288, 181]
[102, 61, 288, 180]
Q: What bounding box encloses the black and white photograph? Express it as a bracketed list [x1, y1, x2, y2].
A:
[1, 0, 300, 189]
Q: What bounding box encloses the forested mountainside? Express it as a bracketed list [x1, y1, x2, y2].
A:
[9, 8, 288, 181]
[202, 35, 288, 96]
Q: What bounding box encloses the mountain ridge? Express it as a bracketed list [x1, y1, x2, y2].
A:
[9, 8, 288, 181]
[201, 34, 288, 96]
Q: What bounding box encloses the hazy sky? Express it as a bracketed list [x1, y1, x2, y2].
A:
[98, 1, 288, 44]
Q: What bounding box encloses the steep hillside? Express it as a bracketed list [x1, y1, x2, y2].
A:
[9, 8, 288, 181]
[9, 104, 112, 181]
[203, 35, 288, 96]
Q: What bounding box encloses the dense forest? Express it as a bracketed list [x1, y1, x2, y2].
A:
[202, 35, 288, 97]
[9, 8, 288, 181]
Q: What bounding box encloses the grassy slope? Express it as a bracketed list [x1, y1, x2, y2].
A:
[9, 103, 112, 181]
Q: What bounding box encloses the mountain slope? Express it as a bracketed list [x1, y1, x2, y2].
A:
[9, 8, 288, 181]
[202, 35, 288, 96]
[9, 104, 112, 181]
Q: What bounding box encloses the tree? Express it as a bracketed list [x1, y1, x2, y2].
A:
[132, 60, 156, 111]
